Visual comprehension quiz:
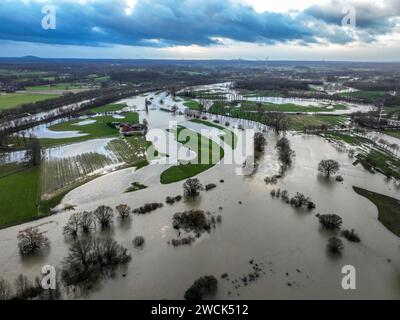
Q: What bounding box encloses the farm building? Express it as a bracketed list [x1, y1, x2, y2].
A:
[119, 123, 147, 136]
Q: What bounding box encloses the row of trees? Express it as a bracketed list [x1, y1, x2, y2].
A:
[63, 205, 134, 238]
[276, 137, 295, 173]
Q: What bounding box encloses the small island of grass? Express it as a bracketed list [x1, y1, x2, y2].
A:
[353, 186, 400, 237]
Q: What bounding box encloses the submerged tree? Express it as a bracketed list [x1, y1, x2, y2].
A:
[265, 112, 289, 134]
[63, 212, 82, 238]
[133, 236, 145, 249]
[254, 132, 266, 152]
[17, 227, 50, 255]
[318, 214, 343, 230]
[80, 211, 96, 234]
[341, 229, 361, 242]
[14, 274, 33, 299]
[184, 275, 218, 300]
[290, 193, 310, 208]
[61, 238, 131, 287]
[0, 278, 12, 300]
[276, 137, 295, 171]
[94, 206, 114, 229]
[318, 160, 340, 177]
[116, 204, 131, 220]
[327, 237, 344, 254]
[183, 178, 203, 197]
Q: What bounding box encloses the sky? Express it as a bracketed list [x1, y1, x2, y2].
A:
[0, 0, 399, 61]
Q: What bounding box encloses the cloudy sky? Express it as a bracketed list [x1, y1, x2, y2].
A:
[0, 0, 399, 60]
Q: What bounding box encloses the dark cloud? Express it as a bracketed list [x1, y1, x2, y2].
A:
[0, 0, 398, 48]
[305, 0, 400, 35]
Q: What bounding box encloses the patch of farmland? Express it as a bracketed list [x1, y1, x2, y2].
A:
[40, 136, 150, 197]
[105, 137, 148, 165]
[40, 152, 117, 196]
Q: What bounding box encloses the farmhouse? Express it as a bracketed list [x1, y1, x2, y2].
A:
[119, 123, 147, 136]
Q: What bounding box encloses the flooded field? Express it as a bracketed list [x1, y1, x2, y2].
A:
[1, 105, 400, 300]
[0, 87, 399, 300]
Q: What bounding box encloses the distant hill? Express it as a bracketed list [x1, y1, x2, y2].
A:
[0, 56, 399, 69]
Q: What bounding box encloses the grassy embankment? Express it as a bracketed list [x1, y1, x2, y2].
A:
[160, 126, 224, 184]
[0, 93, 61, 110]
[353, 186, 400, 237]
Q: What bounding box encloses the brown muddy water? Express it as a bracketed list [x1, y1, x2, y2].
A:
[1, 96, 400, 300]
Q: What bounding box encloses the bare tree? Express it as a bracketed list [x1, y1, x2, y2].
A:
[290, 193, 310, 207]
[63, 212, 82, 238]
[25, 136, 41, 167]
[94, 206, 114, 229]
[0, 278, 12, 300]
[254, 132, 266, 152]
[116, 204, 131, 220]
[327, 237, 344, 253]
[61, 238, 131, 287]
[276, 137, 295, 171]
[318, 214, 343, 230]
[81, 211, 96, 233]
[14, 274, 33, 298]
[265, 112, 289, 134]
[17, 227, 50, 255]
[318, 160, 340, 177]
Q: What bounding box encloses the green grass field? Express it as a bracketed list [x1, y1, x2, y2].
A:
[25, 83, 97, 91]
[240, 101, 348, 113]
[0, 93, 61, 110]
[384, 130, 400, 139]
[288, 115, 346, 131]
[0, 165, 41, 228]
[190, 119, 238, 149]
[183, 98, 201, 110]
[324, 132, 371, 145]
[353, 187, 400, 237]
[160, 126, 224, 184]
[360, 149, 400, 179]
[87, 103, 127, 114]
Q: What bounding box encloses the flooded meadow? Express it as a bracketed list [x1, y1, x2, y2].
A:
[0, 88, 399, 300]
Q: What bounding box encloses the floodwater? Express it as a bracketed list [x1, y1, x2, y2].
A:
[17, 118, 88, 139]
[0, 90, 400, 300]
[0, 150, 27, 164]
[191, 82, 375, 115]
[44, 139, 114, 159]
